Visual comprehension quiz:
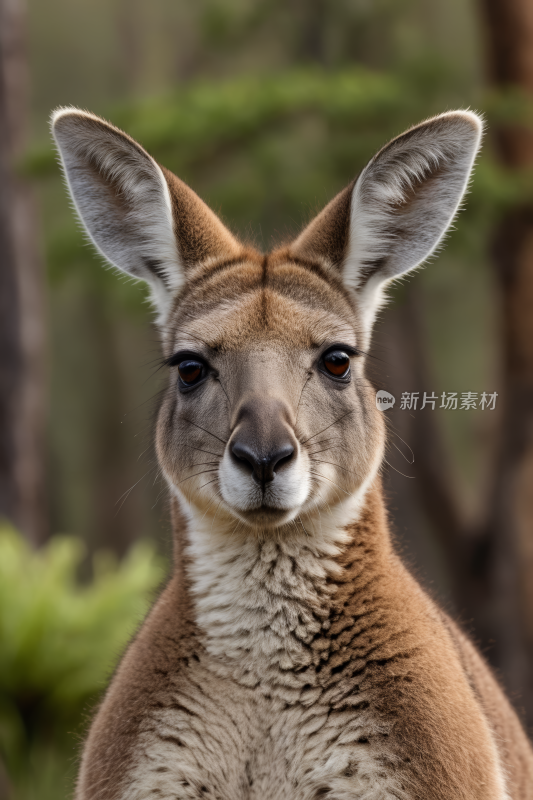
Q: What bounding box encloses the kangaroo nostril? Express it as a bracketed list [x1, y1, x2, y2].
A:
[231, 441, 256, 476]
[270, 443, 295, 475]
[230, 440, 295, 486]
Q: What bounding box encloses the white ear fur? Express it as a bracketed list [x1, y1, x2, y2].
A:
[51, 107, 182, 327]
[345, 110, 483, 340]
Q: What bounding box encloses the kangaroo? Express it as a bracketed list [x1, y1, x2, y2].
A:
[52, 107, 533, 800]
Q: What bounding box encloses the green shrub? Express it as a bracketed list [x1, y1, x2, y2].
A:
[0, 525, 166, 800]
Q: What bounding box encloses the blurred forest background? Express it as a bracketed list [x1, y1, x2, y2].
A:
[1, 0, 533, 797]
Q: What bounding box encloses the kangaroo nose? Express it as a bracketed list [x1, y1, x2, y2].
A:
[231, 440, 295, 486]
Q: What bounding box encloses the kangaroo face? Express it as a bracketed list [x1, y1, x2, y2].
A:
[52, 107, 482, 534]
[155, 256, 384, 529]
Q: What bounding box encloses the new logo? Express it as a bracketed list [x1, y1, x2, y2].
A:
[376, 390, 396, 411]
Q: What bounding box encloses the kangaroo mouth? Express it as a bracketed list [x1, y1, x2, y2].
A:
[218, 446, 311, 528]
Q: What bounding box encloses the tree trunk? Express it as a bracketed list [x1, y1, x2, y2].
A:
[289, 0, 327, 64]
[476, 0, 533, 730]
[384, 0, 533, 731]
[0, 0, 47, 545]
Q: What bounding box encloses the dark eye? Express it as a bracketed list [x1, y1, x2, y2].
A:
[322, 350, 351, 379]
[178, 359, 204, 387]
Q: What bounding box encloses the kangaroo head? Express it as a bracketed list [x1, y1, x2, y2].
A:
[52, 108, 482, 534]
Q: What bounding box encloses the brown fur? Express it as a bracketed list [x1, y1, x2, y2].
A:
[77, 486, 533, 799]
[51, 108, 533, 799]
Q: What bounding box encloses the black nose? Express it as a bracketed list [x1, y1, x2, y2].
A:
[231, 440, 295, 486]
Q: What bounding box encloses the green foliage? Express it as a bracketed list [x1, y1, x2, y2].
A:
[24, 65, 467, 178]
[23, 67, 415, 177]
[0, 525, 166, 799]
[25, 64, 533, 183]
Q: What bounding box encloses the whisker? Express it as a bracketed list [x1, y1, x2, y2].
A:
[210, 496, 225, 531]
[230, 518, 245, 538]
[295, 374, 311, 427]
[198, 477, 219, 491]
[388, 431, 415, 465]
[178, 469, 218, 486]
[183, 444, 225, 458]
[121, 387, 167, 415]
[309, 472, 344, 504]
[311, 458, 358, 476]
[354, 346, 389, 365]
[215, 375, 231, 408]
[382, 458, 415, 479]
[302, 410, 355, 445]
[114, 467, 158, 516]
[183, 418, 228, 445]
[307, 443, 352, 457]
[308, 469, 349, 495]
[152, 465, 163, 487]
[200, 490, 223, 521]
[152, 478, 170, 508]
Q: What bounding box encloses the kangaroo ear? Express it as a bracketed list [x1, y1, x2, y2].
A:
[290, 111, 483, 345]
[51, 108, 242, 327]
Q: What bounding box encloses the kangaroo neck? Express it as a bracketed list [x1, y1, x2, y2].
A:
[174, 480, 392, 697]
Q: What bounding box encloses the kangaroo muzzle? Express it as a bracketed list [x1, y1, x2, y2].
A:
[229, 397, 297, 489]
[219, 395, 309, 522]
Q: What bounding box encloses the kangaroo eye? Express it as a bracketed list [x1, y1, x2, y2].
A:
[322, 351, 351, 379]
[178, 360, 204, 386]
